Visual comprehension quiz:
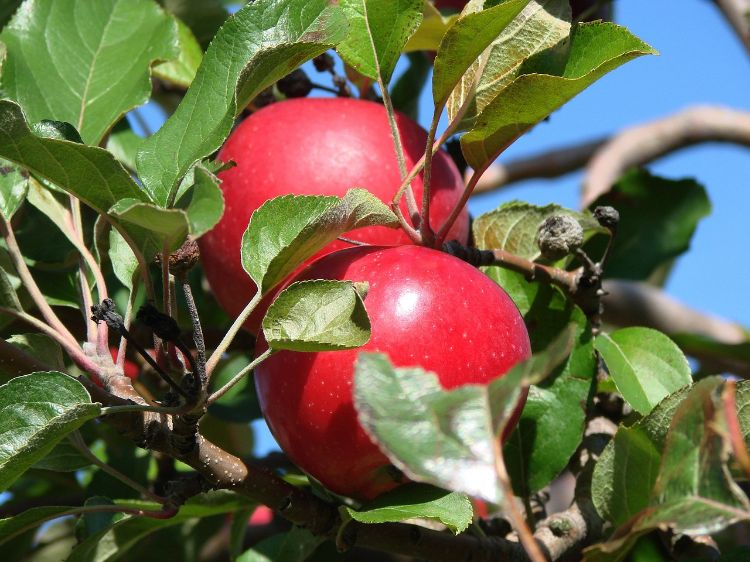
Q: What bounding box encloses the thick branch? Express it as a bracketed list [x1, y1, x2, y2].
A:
[472, 106, 750, 205]
[602, 280, 750, 375]
[714, 0, 750, 54]
[473, 138, 605, 195]
[582, 106, 750, 206]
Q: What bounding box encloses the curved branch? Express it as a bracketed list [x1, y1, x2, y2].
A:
[473, 138, 605, 195]
[582, 106, 750, 206]
[714, 0, 750, 54]
[602, 280, 750, 376]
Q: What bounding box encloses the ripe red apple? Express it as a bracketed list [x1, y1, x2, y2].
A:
[254, 245, 531, 500]
[198, 97, 469, 332]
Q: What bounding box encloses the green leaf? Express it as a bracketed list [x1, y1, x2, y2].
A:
[345, 483, 472, 534]
[0, 505, 76, 546]
[158, 0, 229, 48]
[237, 526, 323, 562]
[153, 16, 203, 88]
[106, 120, 143, 173]
[461, 22, 656, 170]
[0, 157, 27, 219]
[0, 100, 148, 213]
[473, 200, 601, 261]
[263, 280, 371, 352]
[0, 264, 22, 312]
[176, 165, 225, 238]
[66, 491, 255, 562]
[242, 189, 397, 295]
[431, 0, 530, 106]
[586, 379, 750, 561]
[337, 0, 423, 84]
[33, 438, 91, 472]
[230, 507, 255, 561]
[590, 170, 711, 281]
[595, 327, 692, 416]
[109, 198, 190, 263]
[403, 2, 456, 53]
[107, 226, 140, 290]
[353, 327, 574, 504]
[5, 333, 64, 372]
[136, 0, 348, 206]
[0, 0, 178, 145]
[0, 372, 101, 492]
[487, 270, 596, 495]
[208, 353, 262, 423]
[447, 0, 570, 129]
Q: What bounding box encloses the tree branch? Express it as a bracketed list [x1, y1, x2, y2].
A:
[714, 0, 750, 54]
[602, 280, 750, 375]
[473, 138, 605, 195]
[582, 106, 750, 206]
[472, 106, 750, 207]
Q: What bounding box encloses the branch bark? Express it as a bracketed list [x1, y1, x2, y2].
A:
[471, 106, 750, 208]
[582, 106, 750, 206]
[714, 0, 750, 54]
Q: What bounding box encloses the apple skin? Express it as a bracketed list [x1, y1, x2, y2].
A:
[198, 97, 469, 333]
[254, 245, 531, 500]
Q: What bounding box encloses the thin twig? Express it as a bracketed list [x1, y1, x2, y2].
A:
[0, 306, 99, 374]
[0, 214, 78, 347]
[207, 348, 272, 405]
[68, 431, 166, 504]
[205, 291, 261, 377]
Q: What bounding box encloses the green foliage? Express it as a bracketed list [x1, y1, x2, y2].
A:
[263, 280, 371, 352]
[0, 0, 178, 145]
[0, 100, 147, 213]
[473, 200, 601, 261]
[345, 483, 473, 534]
[460, 22, 656, 170]
[136, 0, 348, 206]
[337, 0, 423, 84]
[0, 372, 101, 492]
[241, 189, 397, 295]
[590, 169, 711, 281]
[353, 327, 575, 504]
[0, 1, 724, 560]
[595, 327, 692, 415]
[587, 379, 750, 561]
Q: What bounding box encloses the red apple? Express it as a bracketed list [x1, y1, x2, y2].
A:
[198, 97, 469, 333]
[254, 245, 531, 500]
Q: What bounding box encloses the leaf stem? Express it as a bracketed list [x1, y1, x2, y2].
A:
[0, 214, 79, 347]
[116, 285, 138, 372]
[435, 162, 489, 247]
[0, 503, 177, 546]
[205, 291, 261, 377]
[361, 4, 420, 229]
[207, 348, 273, 405]
[68, 431, 166, 504]
[419, 108, 442, 246]
[0, 306, 99, 375]
[493, 439, 546, 562]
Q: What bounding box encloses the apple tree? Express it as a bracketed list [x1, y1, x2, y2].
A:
[0, 0, 748, 561]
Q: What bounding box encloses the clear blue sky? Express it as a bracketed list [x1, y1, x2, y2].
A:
[142, 0, 750, 455]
